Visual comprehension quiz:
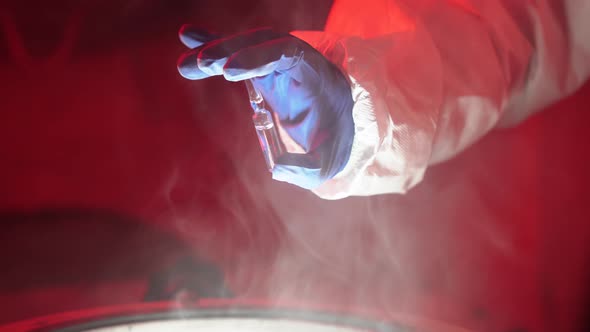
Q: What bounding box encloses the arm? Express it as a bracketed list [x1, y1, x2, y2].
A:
[292, 0, 590, 199]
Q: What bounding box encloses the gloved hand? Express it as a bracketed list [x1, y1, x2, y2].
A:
[177, 25, 355, 190]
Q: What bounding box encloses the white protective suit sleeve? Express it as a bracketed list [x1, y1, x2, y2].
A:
[290, 0, 590, 199]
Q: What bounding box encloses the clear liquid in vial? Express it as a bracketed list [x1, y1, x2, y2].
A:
[252, 108, 283, 171]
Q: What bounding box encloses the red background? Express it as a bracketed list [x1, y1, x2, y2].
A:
[1, 1, 589, 331]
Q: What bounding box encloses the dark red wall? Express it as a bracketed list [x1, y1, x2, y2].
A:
[1, 1, 589, 331]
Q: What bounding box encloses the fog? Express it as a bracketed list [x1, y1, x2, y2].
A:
[1, 1, 590, 331]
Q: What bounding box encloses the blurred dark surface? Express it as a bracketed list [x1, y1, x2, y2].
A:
[1, 1, 590, 332]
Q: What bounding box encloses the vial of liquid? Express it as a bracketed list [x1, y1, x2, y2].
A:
[245, 79, 284, 172]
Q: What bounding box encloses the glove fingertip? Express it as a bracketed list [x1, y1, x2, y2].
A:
[177, 52, 209, 80]
[178, 24, 192, 39]
[178, 24, 218, 48]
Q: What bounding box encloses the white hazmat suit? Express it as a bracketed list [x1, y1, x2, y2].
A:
[291, 0, 590, 199]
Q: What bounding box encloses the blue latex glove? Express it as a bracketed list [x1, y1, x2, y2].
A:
[177, 26, 354, 190]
